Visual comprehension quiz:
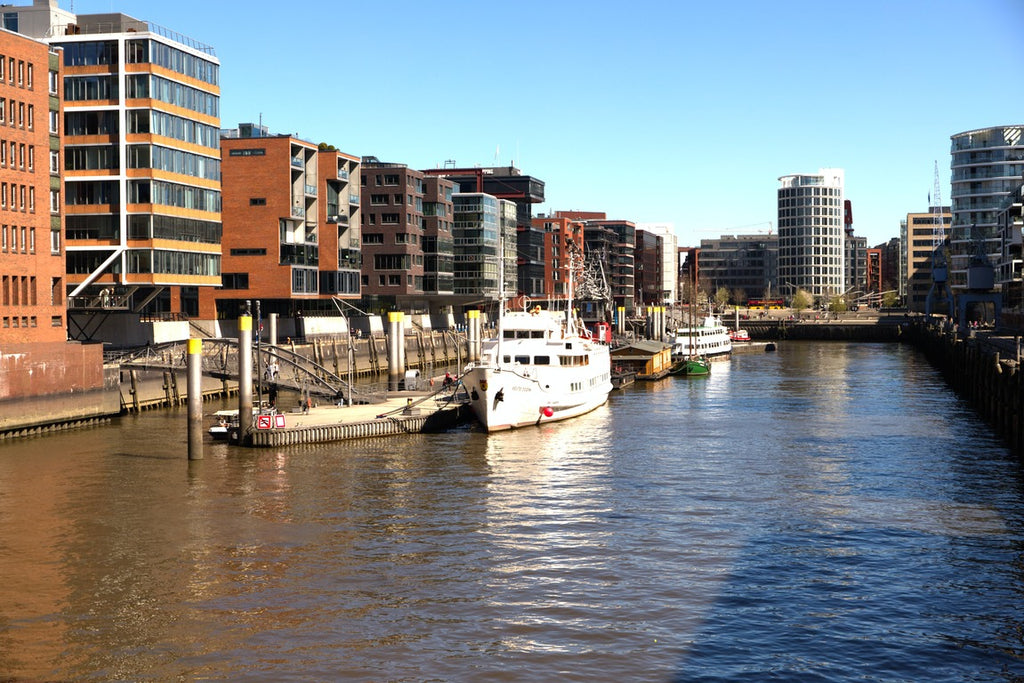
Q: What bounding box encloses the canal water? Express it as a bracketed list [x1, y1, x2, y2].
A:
[1, 342, 1023, 682]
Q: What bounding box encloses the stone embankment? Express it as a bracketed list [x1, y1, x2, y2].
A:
[902, 319, 1024, 455]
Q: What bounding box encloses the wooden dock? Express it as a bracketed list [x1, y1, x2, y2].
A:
[244, 388, 472, 447]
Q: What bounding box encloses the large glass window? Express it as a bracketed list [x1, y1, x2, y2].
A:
[126, 74, 218, 117]
[65, 110, 117, 136]
[62, 41, 117, 66]
[64, 75, 117, 101]
[65, 145, 118, 171]
[125, 39, 218, 86]
[128, 110, 219, 150]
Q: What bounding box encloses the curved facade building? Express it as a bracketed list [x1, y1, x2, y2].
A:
[777, 168, 845, 301]
[949, 125, 1024, 289]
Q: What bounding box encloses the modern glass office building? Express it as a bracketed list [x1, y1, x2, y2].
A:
[10, 0, 221, 317]
[949, 126, 1024, 290]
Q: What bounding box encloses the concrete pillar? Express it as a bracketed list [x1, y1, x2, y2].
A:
[268, 313, 278, 347]
[238, 313, 253, 441]
[467, 309, 480, 362]
[187, 338, 203, 460]
[617, 306, 625, 336]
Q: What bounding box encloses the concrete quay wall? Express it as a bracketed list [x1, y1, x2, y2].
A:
[904, 321, 1024, 455]
[745, 319, 905, 342]
[0, 342, 121, 437]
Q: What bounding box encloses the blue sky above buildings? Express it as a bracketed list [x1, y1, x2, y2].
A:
[76, 0, 1024, 247]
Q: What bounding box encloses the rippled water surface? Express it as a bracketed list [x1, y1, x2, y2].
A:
[1, 342, 1023, 681]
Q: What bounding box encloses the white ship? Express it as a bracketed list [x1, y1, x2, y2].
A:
[462, 239, 611, 432]
[462, 305, 612, 432]
[672, 315, 732, 359]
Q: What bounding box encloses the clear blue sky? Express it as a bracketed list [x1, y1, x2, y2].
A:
[76, 0, 1024, 247]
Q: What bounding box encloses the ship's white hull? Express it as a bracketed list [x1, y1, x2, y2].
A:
[463, 360, 611, 432]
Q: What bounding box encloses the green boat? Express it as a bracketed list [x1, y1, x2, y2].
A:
[670, 355, 711, 377]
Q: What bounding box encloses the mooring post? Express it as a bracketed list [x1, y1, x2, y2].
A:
[238, 311, 253, 442]
[467, 309, 480, 362]
[187, 338, 203, 460]
[387, 311, 404, 391]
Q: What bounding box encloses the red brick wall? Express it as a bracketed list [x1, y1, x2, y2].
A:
[0, 33, 64, 343]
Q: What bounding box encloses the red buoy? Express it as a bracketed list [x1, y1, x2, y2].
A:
[542, 406, 554, 417]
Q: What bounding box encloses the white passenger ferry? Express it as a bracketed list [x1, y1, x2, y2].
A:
[672, 315, 733, 359]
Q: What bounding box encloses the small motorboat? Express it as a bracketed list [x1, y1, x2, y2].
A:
[208, 409, 238, 440]
[729, 329, 751, 342]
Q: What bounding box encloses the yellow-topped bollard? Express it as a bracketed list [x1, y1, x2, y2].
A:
[187, 338, 203, 460]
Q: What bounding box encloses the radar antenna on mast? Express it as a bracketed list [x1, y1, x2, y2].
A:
[925, 161, 954, 316]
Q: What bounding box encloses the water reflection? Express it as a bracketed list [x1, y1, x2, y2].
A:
[0, 343, 1022, 680]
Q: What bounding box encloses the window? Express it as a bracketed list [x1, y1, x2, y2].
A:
[48, 70, 57, 94]
[28, 227, 34, 253]
[249, 197, 266, 205]
[26, 64, 32, 89]
[49, 188, 59, 213]
[49, 227, 59, 254]
[48, 110, 58, 134]
[49, 150, 58, 173]
[26, 105, 32, 130]
[2, 13, 17, 34]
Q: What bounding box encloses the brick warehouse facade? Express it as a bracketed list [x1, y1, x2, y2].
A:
[0, 29, 64, 342]
[199, 124, 361, 320]
[0, 26, 117, 431]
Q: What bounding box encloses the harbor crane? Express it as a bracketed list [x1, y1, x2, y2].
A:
[925, 161, 954, 316]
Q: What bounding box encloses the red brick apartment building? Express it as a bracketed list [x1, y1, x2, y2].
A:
[0, 29, 112, 432]
[198, 125, 361, 320]
[531, 215, 583, 300]
[359, 160, 456, 313]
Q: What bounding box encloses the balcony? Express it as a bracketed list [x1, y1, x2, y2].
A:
[349, 194, 360, 206]
[305, 184, 317, 196]
[291, 205, 305, 219]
